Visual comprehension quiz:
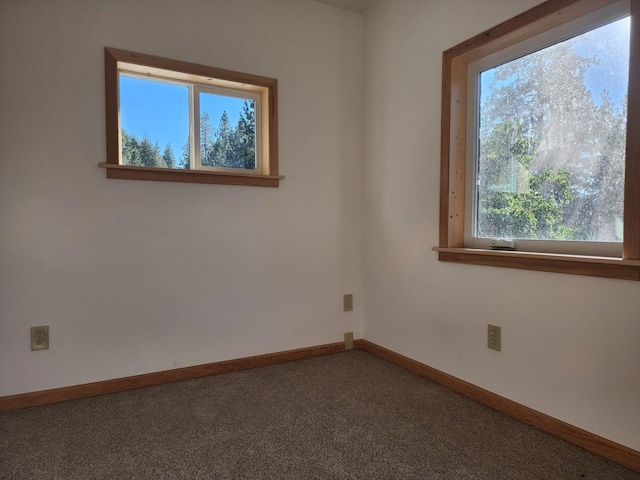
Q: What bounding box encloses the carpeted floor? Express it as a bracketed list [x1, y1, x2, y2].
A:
[1, 350, 638, 479]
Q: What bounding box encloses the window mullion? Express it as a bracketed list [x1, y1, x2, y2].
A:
[192, 85, 200, 170]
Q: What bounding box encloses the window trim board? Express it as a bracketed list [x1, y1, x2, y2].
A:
[624, 0, 640, 259]
[99, 163, 284, 187]
[432, 247, 640, 281]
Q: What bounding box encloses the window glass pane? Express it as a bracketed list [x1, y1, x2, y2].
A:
[119, 75, 190, 169]
[476, 16, 630, 242]
[199, 91, 256, 170]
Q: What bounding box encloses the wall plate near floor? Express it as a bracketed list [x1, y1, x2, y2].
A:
[344, 332, 354, 350]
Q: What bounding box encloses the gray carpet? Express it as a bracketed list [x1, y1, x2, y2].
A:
[1, 351, 638, 479]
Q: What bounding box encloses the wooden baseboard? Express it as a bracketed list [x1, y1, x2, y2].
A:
[0, 341, 346, 412]
[356, 340, 640, 473]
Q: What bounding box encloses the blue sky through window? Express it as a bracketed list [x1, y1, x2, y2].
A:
[120, 75, 248, 159]
[480, 16, 630, 110]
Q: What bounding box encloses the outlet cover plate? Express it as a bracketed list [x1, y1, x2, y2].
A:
[344, 332, 354, 350]
[343, 294, 353, 312]
[488, 324, 501, 352]
[31, 325, 49, 351]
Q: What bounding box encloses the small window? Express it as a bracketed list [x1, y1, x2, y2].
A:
[102, 48, 282, 187]
[436, 0, 640, 280]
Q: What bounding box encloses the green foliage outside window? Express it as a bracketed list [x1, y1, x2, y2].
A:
[477, 23, 628, 243]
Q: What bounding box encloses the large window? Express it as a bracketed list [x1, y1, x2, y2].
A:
[102, 48, 281, 187]
[437, 0, 640, 280]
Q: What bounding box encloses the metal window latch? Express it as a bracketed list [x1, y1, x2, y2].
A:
[489, 239, 516, 251]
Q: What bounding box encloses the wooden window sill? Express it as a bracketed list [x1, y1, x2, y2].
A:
[99, 163, 284, 187]
[432, 247, 640, 281]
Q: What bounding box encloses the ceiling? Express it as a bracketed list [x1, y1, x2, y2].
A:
[312, 0, 380, 14]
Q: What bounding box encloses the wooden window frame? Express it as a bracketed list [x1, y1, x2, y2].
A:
[101, 47, 282, 187]
[435, 0, 640, 280]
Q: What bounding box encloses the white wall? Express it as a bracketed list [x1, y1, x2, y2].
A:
[0, 0, 363, 396]
[363, 0, 640, 451]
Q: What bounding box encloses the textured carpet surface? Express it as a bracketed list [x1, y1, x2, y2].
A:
[1, 350, 638, 479]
